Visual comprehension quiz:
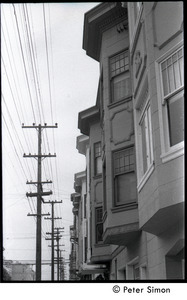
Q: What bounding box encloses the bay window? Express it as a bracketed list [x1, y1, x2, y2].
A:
[113, 147, 136, 206]
[110, 50, 131, 103]
[94, 142, 102, 176]
[139, 102, 154, 176]
[161, 47, 184, 147]
[156, 44, 184, 162]
[95, 207, 103, 244]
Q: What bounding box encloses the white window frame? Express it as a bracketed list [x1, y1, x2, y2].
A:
[109, 50, 131, 103]
[113, 147, 136, 206]
[126, 257, 147, 280]
[136, 94, 154, 192]
[94, 142, 102, 176]
[155, 42, 184, 163]
[126, 256, 139, 280]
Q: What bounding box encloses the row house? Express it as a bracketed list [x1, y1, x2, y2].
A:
[70, 2, 184, 280]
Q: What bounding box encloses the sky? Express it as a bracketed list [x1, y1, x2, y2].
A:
[1, 2, 100, 281]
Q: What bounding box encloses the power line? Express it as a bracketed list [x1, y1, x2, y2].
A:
[42, 3, 54, 125]
[12, 3, 36, 123]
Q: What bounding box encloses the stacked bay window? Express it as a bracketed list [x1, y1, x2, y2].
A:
[113, 147, 136, 206]
[160, 46, 184, 147]
[110, 50, 131, 103]
[95, 207, 103, 243]
[139, 99, 154, 177]
[94, 142, 102, 175]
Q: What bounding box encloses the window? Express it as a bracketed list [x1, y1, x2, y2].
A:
[95, 207, 103, 243]
[84, 237, 87, 263]
[157, 44, 184, 162]
[110, 51, 131, 103]
[94, 142, 102, 175]
[161, 47, 184, 147]
[126, 257, 140, 280]
[133, 264, 140, 280]
[115, 259, 117, 280]
[139, 102, 154, 176]
[113, 147, 136, 206]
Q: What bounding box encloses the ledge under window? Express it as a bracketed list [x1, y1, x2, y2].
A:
[108, 96, 132, 109]
[137, 162, 154, 193]
[93, 174, 102, 180]
[161, 142, 184, 164]
[94, 243, 106, 248]
[111, 201, 138, 213]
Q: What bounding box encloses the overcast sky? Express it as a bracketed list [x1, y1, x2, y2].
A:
[2, 2, 100, 280]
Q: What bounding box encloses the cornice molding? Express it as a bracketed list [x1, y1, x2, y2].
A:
[83, 3, 128, 61]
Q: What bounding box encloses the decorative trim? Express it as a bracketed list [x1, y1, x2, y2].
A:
[135, 50, 142, 78]
[98, 7, 128, 33]
[134, 74, 149, 110]
[134, 54, 147, 99]
[110, 105, 134, 145]
[160, 142, 184, 164]
[108, 96, 132, 110]
[111, 202, 138, 213]
[103, 222, 140, 241]
[137, 162, 155, 193]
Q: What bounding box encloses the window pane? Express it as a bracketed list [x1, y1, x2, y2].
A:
[173, 60, 181, 91]
[134, 266, 140, 280]
[110, 51, 129, 78]
[179, 56, 184, 86]
[162, 68, 169, 96]
[96, 207, 103, 243]
[96, 156, 102, 175]
[147, 106, 153, 165]
[96, 224, 103, 242]
[96, 207, 103, 222]
[115, 172, 136, 204]
[113, 77, 130, 102]
[114, 148, 134, 175]
[168, 64, 175, 93]
[161, 47, 184, 97]
[167, 95, 184, 146]
[95, 142, 101, 157]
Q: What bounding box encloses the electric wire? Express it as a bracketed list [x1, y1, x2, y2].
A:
[42, 3, 58, 204]
[12, 3, 36, 123]
[3, 3, 66, 263]
[1, 23, 37, 175]
[21, 4, 51, 184]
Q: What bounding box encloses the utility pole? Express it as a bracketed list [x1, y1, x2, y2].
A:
[46, 237, 64, 281]
[54, 227, 64, 281]
[44, 200, 62, 281]
[23, 123, 57, 281]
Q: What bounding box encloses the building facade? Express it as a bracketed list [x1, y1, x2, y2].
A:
[70, 2, 184, 280]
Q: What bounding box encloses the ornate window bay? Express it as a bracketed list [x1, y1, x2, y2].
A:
[110, 50, 131, 103]
[160, 47, 184, 147]
[113, 147, 136, 206]
[156, 43, 184, 162]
